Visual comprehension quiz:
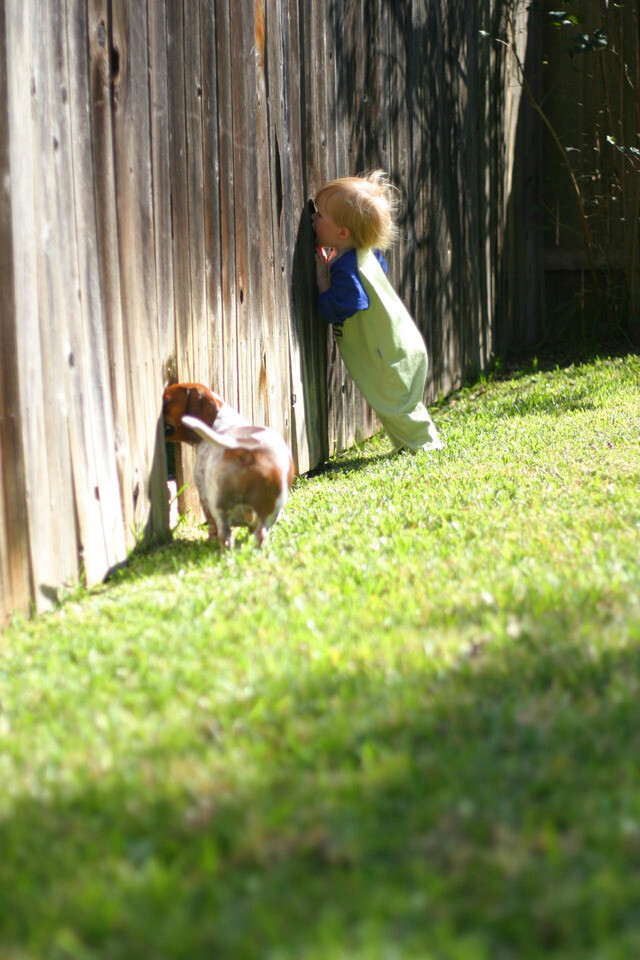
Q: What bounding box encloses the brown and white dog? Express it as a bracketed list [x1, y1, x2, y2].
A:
[163, 382, 294, 548]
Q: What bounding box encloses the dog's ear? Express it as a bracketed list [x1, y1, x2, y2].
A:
[163, 384, 189, 442]
[163, 382, 222, 444]
[186, 386, 222, 427]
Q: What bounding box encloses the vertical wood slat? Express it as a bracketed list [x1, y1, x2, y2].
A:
[184, 0, 208, 387]
[364, 0, 387, 438]
[279, 0, 316, 473]
[622, 0, 640, 317]
[519, 1, 543, 351]
[147, 0, 176, 370]
[229, 0, 258, 422]
[323, 0, 355, 455]
[200, 0, 224, 395]
[459, 1, 477, 377]
[347, 0, 367, 447]
[324, 0, 342, 455]
[387, 0, 403, 304]
[256, 0, 291, 441]
[325, 0, 357, 456]
[461, 0, 480, 376]
[410, 0, 432, 389]
[390, 0, 410, 305]
[26, 0, 79, 608]
[289, 0, 327, 468]
[0, 0, 30, 623]
[261, 0, 289, 445]
[214, 0, 239, 412]
[326, 0, 347, 455]
[110, 0, 168, 541]
[166, 0, 191, 381]
[442, 0, 463, 394]
[65, 0, 128, 581]
[477, 0, 493, 369]
[252, 0, 278, 432]
[431, 0, 456, 398]
[165, 0, 199, 519]
[88, 0, 135, 546]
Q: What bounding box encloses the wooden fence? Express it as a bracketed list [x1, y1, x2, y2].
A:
[541, 1, 640, 337]
[0, 0, 539, 622]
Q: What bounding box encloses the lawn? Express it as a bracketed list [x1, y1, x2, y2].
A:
[1, 352, 640, 960]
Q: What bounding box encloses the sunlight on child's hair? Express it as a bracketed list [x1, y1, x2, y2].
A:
[315, 170, 400, 251]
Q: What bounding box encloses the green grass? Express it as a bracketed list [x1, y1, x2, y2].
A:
[2, 353, 640, 960]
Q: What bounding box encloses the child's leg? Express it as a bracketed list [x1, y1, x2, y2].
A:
[378, 402, 444, 452]
[382, 425, 408, 452]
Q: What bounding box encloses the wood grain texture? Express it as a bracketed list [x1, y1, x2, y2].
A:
[111, 0, 168, 542]
[0, 0, 30, 623]
[25, 0, 79, 609]
[88, 0, 135, 543]
[65, 0, 127, 581]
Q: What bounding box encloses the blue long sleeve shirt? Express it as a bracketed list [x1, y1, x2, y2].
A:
[318, 248, 388, 327]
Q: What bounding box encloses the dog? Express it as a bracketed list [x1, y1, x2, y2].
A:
[163, 382, 294, 547]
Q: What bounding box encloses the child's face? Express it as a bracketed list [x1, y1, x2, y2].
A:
[312, 196, 348, 250]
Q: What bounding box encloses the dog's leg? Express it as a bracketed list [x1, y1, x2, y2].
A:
[253, 501, 284, 547]
[253, 525, 268, 548]
[214, 513, 232, 549]
[202, 503, 218, 542]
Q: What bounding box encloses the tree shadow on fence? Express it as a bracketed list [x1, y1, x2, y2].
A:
[329, 0, 543, 395]
[1, 586, 639, 957]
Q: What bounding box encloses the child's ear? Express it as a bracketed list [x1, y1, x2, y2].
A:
[338, 225, 350, 241]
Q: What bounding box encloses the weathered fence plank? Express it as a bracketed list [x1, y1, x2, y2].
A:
[214, 0, 239, 413]
[88, 0, 135, 545]
[0, 0, 30, 623]
[274, 0, 316, 473]
[165, 0, 199, 519]
[111, 0, 168, 541]
[326, 0, 349, 455]
[26, 0, 79, 607]
[147, 0, 176, 370]
[253, 0, 273, 430]
[541, 1, 640, 334]
[66, 0, 128, 582]
[184, 0, 209, 389]
[200, 0, 225, 395]
[255, 0, 290, 440]
[263, 0, 297, 448]
[229, 0, 257, 422]
[299, 0, 329, 458]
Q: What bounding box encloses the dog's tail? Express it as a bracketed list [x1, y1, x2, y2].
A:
[181, 415, 264, 451]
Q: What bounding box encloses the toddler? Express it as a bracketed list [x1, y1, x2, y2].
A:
[313, 170, 443, 452]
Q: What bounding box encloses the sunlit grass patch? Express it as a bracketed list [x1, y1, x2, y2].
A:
[1, 352, 640, 959]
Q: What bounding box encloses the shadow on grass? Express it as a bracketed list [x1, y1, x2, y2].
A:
[306, 449, 400, 478]
[104, 452, 400, 588]
[487, 345, 639, 384]
[103, 533, 219, 584]
[437, 348, 638, 420]
[2, 591, 640, 958]
[488, 392, 596, 420]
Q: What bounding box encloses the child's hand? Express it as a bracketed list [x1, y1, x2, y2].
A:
[315, 246, 333, 293]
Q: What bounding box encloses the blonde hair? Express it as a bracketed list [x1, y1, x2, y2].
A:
[315, 170, 400, 251]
